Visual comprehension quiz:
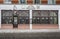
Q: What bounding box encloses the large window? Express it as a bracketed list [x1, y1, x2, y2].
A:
[1, 10, 13, 24]
[19, 0, 26, 4]
[34, 0, 41, 4]
[1, 10, 29, 29]
[1, 10, 58, 29]
[32, 10, 58, 24]
[18, 10, 29, 24]
[49, 11, 58, 24]
[1, 10, 29, 24]
[4, 0, 11, 4]
[48, 0, 56, 4]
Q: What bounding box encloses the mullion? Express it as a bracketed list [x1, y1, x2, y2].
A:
[48, 10, 50, 24]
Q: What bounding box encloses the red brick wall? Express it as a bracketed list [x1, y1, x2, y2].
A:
[0, 0, 3, 4]
[12, 0, 19, 4]
[41, 0, 47, 4]
[27, 0, 33, 4]
[0, 0, 60, 4]
[56, 0, 60, 4]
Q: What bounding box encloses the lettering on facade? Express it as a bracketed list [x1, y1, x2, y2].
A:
[36, 5, 40, 9]
[27, 5, 35, 10]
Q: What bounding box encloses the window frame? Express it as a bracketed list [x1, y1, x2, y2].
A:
[4, 0, 11, 4]
[33, 0, 41, 4]
[1, 10, 13, 24]
[48, 0, 56, 5]
[19, 0, 27, 4]
[18, 10, 30, 24]
[32, 10, 58, 24]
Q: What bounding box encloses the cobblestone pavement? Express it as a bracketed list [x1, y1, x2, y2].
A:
[0, 32, 60, 39]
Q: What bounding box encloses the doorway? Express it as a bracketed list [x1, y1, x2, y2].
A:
[13, 16, 18, 28]
[13, 10, 18, 28]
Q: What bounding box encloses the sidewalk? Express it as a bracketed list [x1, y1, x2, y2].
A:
[0, 32, 60, 39]
[0, 29, 60, 33]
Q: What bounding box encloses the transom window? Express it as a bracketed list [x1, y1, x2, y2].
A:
[32, 10, 58, 24]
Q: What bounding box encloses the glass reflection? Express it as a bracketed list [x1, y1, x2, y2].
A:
[2, 10, 12, 24]
[18, 10, 29, 24]
[20, 0, 26, 4]
[32, 10, 58, 24]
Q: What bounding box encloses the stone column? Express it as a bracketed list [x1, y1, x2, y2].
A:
[30, 10, 32, 30]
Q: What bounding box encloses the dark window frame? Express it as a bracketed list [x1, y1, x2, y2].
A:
[19, 0, 26, 4]
[1, 10, 13, 24]
[32, 10, 58, 24]
[34, 0, 41, 4]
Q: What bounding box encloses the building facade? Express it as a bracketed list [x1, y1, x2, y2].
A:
[0, 0, 60, 4]
[0, 0, 60, 32]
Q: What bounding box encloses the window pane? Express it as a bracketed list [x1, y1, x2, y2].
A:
[14, 17, 18, 24]
[4, 0, 11, 4]
[18, 10, 29, 16]
[1, 10, 12, 24]
[2, 10, 12, 16]
[40, 11, 48, 16]
[18, 10, 29, 29]
[48, 0, 56, 4]
[40, 17, 49, 24]
[49, 17, 54, 24]
[49, 11, 57, 16]
[32, 10, 58, 24]
[18, 10, 29, 24]
[5, 0, 11, 2]
[54, 17, 57, 24]
[32, 10, 40, 16]
[34, 0, 40, 4]
[20, 0, 26, 4]
[32, 10, 58, 29]
[32, 10, 40, 24]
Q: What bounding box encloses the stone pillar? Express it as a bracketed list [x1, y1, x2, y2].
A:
[0, 10, 1, 29]
[58, 10, 60, 29]
[30, 10, 32, 30]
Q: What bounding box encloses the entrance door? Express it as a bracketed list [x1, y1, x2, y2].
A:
[13, 16, 18, 28]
